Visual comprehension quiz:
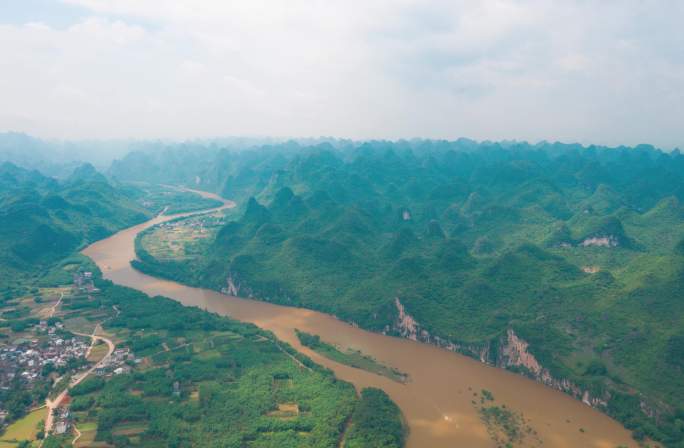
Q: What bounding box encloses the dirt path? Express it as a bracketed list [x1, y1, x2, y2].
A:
[41, 328, 115, 444]
[39, 192, 228, 445]
[46, 292, 64, 318]
[273, 341, 313, 372]
[337, 413, 354, 448]
[148, 342, 190, 358]
[71, 424, 82, 446]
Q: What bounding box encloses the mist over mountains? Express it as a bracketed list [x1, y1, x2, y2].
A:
[2, 131, 680, 180]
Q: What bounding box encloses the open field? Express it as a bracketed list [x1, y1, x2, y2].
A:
[139, 215, 223, 262]
[0, 408, 45, 446]
[87, 341, 110, 363]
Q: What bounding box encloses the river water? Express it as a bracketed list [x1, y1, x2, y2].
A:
[82, 194, 637, 448]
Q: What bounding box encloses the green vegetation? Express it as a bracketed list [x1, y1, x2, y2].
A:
[0, 162, 151, 289]
[109, 143, 300, 202]
[0, 163, 166, 428]
[0, 164, 222, 291]
[0, 161, 406, 447]
[0, 408, 45, 447]
[479, 405, 537, 448]
[119, 182, 223, 214]
[344, 388, 406, 448]
[0, 260, 97, 429]
[61, 265, 404, 447]
[2, 251, 406, 447]
[137, 213, 225, 263]
[472, 389, 540, 448]
[131, 141, 684, 446]
[296, 330, 408, 383]
[0, 243, 406, 447]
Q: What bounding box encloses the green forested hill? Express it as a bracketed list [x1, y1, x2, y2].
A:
[0, 158, 407, 447]
[134, 141, 684, 445]
[0, 162, 152, 289]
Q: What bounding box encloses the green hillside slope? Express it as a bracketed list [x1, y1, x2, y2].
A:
[135, 141, 684, 446]
[0, 162, 152, 289]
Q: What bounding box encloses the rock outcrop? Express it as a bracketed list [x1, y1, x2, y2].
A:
[579, 236, 619, 247]
[389, 298, 608, 409]
[390, 298, 489, 363]
[224, 274, 241, 296]
[393, 298, 420, 341]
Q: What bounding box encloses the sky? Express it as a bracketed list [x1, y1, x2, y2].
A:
[0, 0, 682, 149]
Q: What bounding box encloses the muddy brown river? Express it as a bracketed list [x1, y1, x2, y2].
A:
[83, 192, 637, 448]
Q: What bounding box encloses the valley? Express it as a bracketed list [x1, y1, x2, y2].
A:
[3, 2, 682, 446]
[84, 189, 639, 448]
[126, 142, 684, 447]
[0, 174, 405, 447]
[2, 141, 682, 447]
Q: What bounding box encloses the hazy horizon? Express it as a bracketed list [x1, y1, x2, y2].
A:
[1, 5, 684, 442]
[1, 130, 679, 152]
[1, 1, 683, 149]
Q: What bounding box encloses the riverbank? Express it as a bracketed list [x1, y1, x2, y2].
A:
[82, 191, 638, 448]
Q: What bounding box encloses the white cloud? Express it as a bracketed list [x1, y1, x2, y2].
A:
[0, 0, 682, 148]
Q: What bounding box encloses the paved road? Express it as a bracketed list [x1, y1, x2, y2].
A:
[41, 328, 114, 443]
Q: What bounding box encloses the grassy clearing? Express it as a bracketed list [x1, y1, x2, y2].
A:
[0, 408, 45, 444]
[64, 316, 98, 335]
[112, 422, 148, 436]
[74, 429, 97, 448]
[267, 403, 300, 420]
[87, 341, 110, 363]
[77, 422, 97, 432]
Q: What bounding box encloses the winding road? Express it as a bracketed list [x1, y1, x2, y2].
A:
[40, 305, 115, 444]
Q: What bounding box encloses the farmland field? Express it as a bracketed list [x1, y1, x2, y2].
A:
[0, 408, 45, 446]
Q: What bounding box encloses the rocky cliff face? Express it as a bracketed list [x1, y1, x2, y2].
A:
[495, 329, 608, 407]
[223, 273, 256, 299]
[500, 329, 543, 375]
[389, 298, 608, 408]
[224, 274, 241, 296]
[222, 281, 612, 412]
[389, 298, 490, 362]
[223, 273, 296, 305]
[221, 275, 653, 431]
[393, 298, 421, 341]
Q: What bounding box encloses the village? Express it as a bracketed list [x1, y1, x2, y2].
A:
[0, 271, 135, 441]
[0, 320, 89, 390]
[153, 213, 226, 238]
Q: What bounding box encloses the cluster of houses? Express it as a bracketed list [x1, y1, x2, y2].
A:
[53, 407, 71, 435]
[0, 321, 89, 386]
[95, 347, 136, 377]
[73, 271, 98, 293]
[0, 321, 89, 430]
[157, 214, 225, 234]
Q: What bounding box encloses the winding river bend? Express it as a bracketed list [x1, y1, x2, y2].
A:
[83, 192, 637, 448]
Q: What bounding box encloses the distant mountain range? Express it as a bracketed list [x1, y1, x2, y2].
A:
[0, 132, 307, 178]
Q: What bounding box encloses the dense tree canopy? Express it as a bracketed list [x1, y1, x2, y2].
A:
[133, 141, 684, 446]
